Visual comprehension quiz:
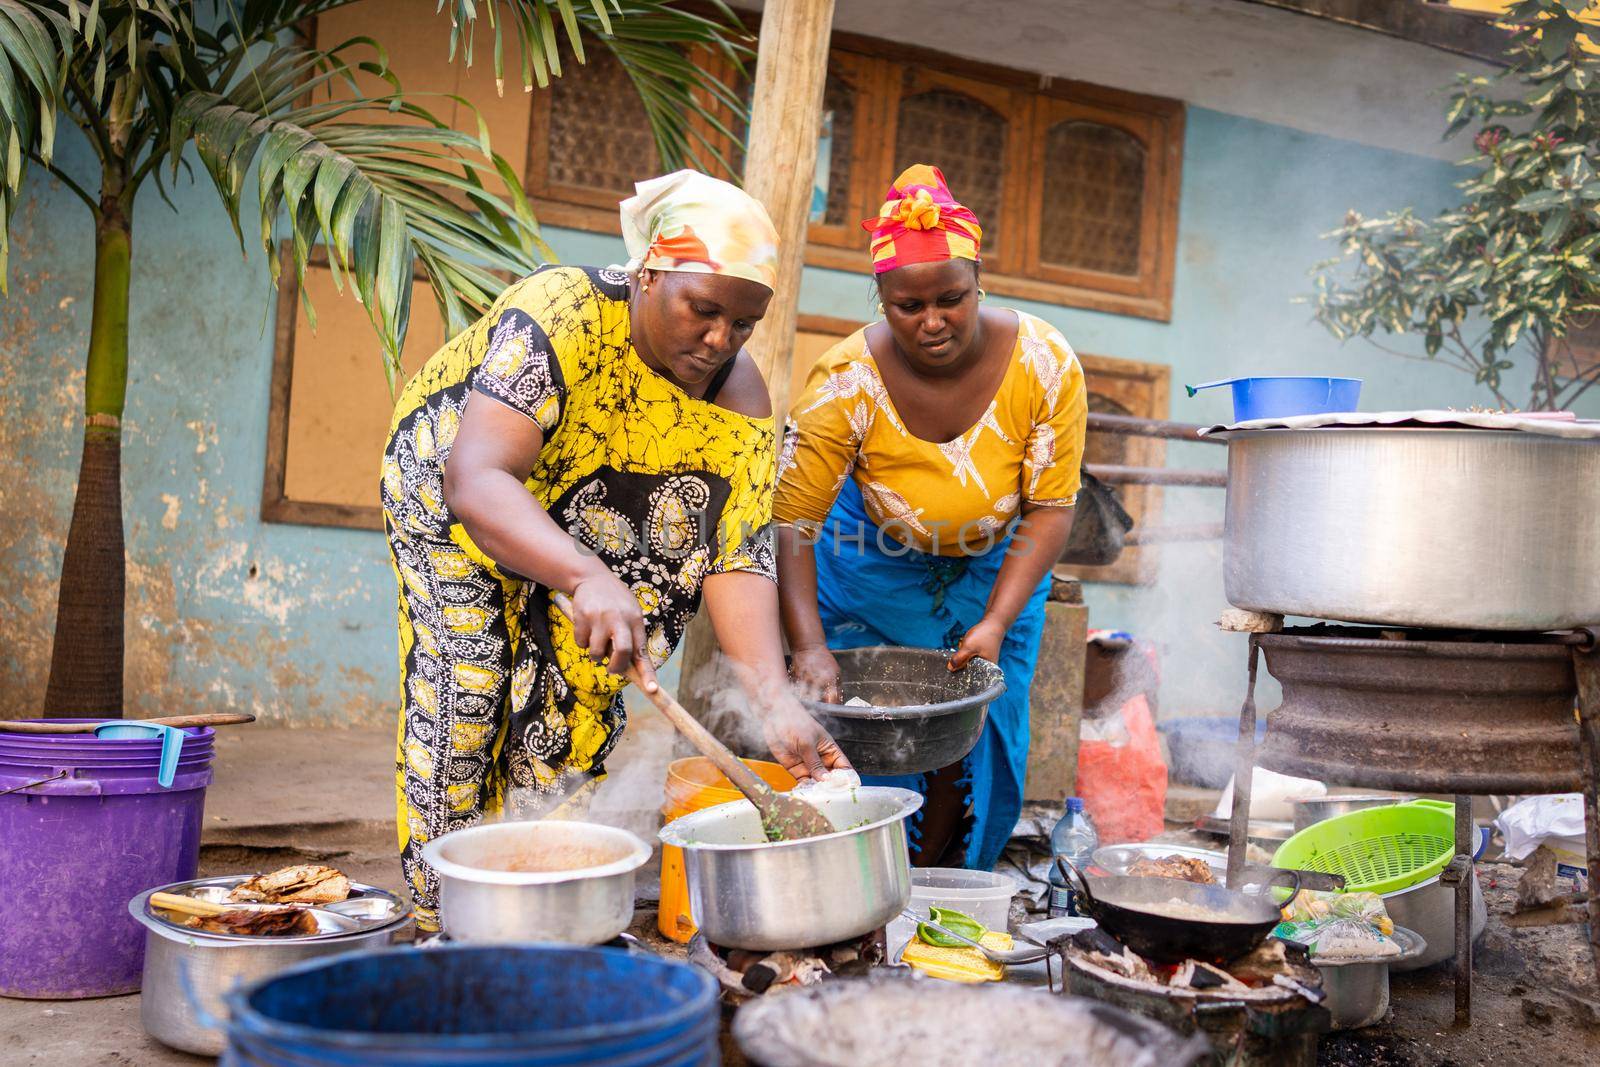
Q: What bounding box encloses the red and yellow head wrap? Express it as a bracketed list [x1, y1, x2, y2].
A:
[860, 164, 983, 275]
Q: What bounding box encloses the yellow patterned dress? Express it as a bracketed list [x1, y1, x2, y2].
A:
[382, 265, 775, 927]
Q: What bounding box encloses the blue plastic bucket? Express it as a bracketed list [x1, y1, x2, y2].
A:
[221, 945, 719, 1066]
[1159, 716, 1267, 790]
[1185, 376, 1361, 421]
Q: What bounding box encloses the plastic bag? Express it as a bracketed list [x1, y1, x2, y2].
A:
[1077, 692, 1167, 843]
[1280, 890, 1393, 935]
[1495, 793, 1586, 867]
[1273, 916, 1401, 959]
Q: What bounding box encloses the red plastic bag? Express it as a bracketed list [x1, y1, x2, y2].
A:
[1076, 693, 1168, 843]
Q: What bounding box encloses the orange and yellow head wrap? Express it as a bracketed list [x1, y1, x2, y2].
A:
[860, 164, 983, 275]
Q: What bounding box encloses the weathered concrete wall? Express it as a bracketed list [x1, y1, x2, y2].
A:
[1, 99, 1587, 725]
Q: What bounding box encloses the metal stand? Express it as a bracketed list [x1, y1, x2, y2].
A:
[1223, 629, 1600, 1027]
[1571, 636, 1600, 991]
[1438, 796, 1473, 1026]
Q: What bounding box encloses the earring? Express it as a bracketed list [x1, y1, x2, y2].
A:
[876, 301, 885, 315]
[976, 288, 987, 302]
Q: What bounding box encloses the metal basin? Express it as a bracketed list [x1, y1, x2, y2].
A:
[421, 820, 649, 945]
[1291, 793, 1414, 834]
[658, 787, 921, 950]
[734, 975, 1213, 1067]
[800, 647, 1004, 775]
[129, 879, 411, 1056]
[1382, 874, 1486, 971]
[1215, 426, 1600, 630]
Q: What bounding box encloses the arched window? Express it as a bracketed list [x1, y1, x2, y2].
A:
[893, 88, 1008, 258]
[1041, 122, 1146, 277]
[546, 42, 659, 197]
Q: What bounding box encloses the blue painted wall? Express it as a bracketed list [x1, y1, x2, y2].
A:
[1, 106, 1580, 724]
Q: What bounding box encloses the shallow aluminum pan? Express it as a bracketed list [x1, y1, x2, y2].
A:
[144, 875, 407, 941]
[1212, 423, 1600, 630]
[660, 787, 922, 950]
[1311, 926, 1425, 1030]
[129, 881, 411, 1056]
[422, 819, 649, 945]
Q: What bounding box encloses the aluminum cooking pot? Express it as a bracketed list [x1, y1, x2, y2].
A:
[659, 786, 921, 950]
[1214, 424, 1600, 630]
[129, 880, 411, 1056]
[422, 820, 649, 945]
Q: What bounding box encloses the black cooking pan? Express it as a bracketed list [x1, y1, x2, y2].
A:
[1057, 858, 1298, 965]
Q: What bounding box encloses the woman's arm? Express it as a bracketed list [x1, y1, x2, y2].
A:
[948, 503, 1075, 670]
[444, 393, 657, 687]
[702, 569, 851, 781]
[775, 524, 842, 703]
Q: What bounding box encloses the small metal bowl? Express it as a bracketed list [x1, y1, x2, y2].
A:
[799, 647, 1005, 775]
[1309, 926, 1426, 1030]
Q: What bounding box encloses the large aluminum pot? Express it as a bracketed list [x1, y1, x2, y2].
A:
[129, 882, 410, 1056]
[422, 820, 649, 944]
[1382, 873, 1487, 971]
[659, 787, 922, 950]
[1216, 426, 1600, 630]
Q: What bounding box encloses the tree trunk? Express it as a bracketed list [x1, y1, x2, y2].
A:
[679, 0, 836, 721]
[43, 200, 131, 717]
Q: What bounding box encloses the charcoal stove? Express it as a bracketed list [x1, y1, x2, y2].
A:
[1054, 928, 1328, 1066]
[1220, 623, 1600, 1028]
[687, 928, 889, 1002]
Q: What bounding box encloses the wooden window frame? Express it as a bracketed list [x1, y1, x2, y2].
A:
[792, 314, 1169, 586]
[523, 24, 1183, 322]
[262, 248, 390, 530]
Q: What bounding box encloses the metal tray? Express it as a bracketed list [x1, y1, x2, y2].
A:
[143, 874, 409, 942]
[1194, 814, 1296, 844]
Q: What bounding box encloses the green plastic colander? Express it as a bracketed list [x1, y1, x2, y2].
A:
[1271, 799, 1457, 895]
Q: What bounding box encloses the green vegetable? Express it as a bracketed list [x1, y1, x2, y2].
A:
[917, 906, 986, 948]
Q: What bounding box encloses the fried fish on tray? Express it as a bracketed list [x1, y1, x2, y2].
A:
[1125, 855, 1218, 885]
[228, 864, 351, 905]
[185, 907, 319, 937]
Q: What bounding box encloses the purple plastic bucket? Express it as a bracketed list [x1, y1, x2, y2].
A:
[0, 721, 215, 998]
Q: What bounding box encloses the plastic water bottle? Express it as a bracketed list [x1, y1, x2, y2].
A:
[1047, 797, 1098, 917]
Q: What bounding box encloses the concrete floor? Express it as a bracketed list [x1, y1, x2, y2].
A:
[4, 724, 1597, 1065]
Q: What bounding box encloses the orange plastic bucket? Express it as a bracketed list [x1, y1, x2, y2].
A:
[657, 755, 796, 942]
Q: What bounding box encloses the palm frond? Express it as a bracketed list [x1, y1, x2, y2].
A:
[442, 0, 753, 178]
[175, 40, 548, 385]
[0, 0, 73, 287]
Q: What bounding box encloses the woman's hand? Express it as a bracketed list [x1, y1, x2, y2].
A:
[569, 572, 658, 691]
[762, 692, 853, 783]
[949, 616, 1007, 672]
[790, 644, 842, 704]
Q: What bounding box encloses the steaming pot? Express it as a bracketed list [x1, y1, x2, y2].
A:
[659, 787, 921, 950]
[1212, 415, 1600, 630]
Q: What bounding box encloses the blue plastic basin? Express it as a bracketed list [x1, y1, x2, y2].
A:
[1185, 376, 1361, 421]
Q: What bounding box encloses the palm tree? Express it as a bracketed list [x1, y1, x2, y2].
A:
[0, 1, 749, 716]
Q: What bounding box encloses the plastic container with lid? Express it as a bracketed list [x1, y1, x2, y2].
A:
[657, 756, 796, 943]
[887, 867, 1017, 960]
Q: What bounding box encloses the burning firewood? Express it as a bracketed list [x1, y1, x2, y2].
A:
[229, 864, 351, 905]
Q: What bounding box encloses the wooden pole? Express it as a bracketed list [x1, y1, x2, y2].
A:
[678, 0, 836, 720]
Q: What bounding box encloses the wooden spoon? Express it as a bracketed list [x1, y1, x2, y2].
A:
[0, 713, 257, 735]
[551, 593, 834, 841]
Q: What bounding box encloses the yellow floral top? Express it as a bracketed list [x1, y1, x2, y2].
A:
[773, 311, 1087, 556]
[382, 265, 775, 794]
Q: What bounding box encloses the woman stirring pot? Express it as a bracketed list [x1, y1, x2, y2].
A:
[384, 170, 849, 931]
[775, 165, 1087, 870]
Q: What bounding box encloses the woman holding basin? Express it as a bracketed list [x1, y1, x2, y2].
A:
[382, 170, 849, 932]
[775, 164, 1088, 871]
